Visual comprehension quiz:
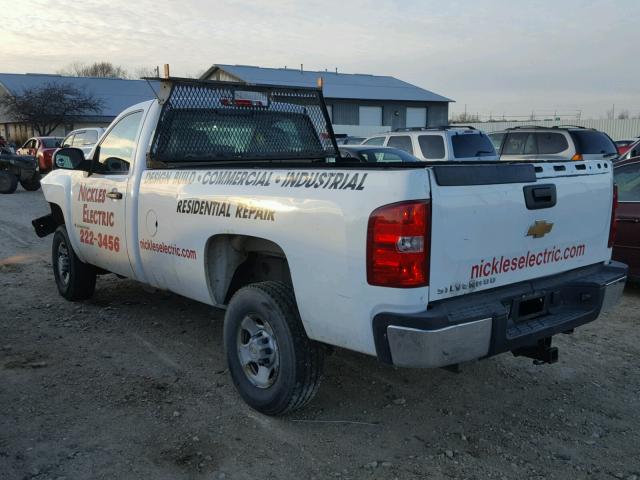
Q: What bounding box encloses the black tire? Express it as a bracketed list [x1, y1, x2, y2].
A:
[0, 171, 18, 194]
[224, 281, 324, 416]
[20, 173, 41, 191]
[52, 226, 97, 301]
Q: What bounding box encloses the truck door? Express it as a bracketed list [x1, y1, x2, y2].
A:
[71, 110, 144, 278]
[613, 160, 640, 278]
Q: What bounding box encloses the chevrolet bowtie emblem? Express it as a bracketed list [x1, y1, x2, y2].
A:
[527, 220, 554, 238]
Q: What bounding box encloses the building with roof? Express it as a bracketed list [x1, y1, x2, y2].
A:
[201, 64, 453, 135]
[0, 73, 157, 143]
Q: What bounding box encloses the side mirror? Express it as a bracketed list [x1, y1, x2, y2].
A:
[53, 147, 90, 171]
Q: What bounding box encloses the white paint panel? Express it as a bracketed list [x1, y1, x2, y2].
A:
[359, 106, 382, 126]
[406, 107, 427, 128]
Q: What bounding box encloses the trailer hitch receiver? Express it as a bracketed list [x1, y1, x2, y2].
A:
[512, 337, 558, 365]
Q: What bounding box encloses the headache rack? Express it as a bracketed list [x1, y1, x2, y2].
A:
[148, 77, 338, 165]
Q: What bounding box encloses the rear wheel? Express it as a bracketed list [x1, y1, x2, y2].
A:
[20, 173, 41, 191]
[224, 281, 324, 415]
[52, 226, 97, 301]
[0, 171, 18, 194]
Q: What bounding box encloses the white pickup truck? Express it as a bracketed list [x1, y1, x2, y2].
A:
[33, 78, 627, 416]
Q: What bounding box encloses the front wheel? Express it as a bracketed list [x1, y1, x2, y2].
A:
[52, 226, 97, 301]
[224, 281, 324, 416]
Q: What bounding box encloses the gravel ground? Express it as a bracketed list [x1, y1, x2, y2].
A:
[1, 188, 639, 480]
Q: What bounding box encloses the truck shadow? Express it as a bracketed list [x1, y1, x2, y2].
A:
[88, 274, 629, 423]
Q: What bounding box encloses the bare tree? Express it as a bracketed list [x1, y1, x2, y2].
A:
[132, 66, 159, 79]
[450, 112, 480, 123]
[0, 83, 103, 136]
[58, 61, 129, 79]
[617, 110, 629, 120]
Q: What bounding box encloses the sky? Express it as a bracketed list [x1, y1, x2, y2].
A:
[0, 0, 638, 120]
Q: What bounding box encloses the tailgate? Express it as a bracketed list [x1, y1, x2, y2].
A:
[428, 161, 614, 301]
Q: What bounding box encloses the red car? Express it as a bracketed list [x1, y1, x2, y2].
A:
[16, 136, 63, 173]
[613, 157, 640, 281]
[615, 139, 636, 156]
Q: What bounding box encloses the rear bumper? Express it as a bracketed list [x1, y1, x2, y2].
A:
[373, 262, 628, 368]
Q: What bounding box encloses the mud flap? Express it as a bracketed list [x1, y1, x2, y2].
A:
[32, 214, 57, 238]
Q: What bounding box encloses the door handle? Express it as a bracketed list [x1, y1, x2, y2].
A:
[617, 216, 639, 223]
[106, 190, 123, 200]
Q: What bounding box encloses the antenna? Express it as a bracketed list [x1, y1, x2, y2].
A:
[144, 79, 161, 102]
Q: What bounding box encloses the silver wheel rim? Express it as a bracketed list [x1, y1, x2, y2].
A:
[237, 314, 279, 389]
[57, 240, 70, 286]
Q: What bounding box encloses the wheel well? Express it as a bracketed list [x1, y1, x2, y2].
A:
[205, 235, 292, 305]
[50, 203, 65, 226]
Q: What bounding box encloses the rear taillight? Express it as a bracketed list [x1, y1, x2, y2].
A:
[367, 200, 430, 288]
[608, 184, 618, 248]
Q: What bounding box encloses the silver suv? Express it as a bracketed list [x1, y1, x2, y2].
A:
[362, 126, 498, 161]
[489, 126, 618, 161]
[60, 127, 106, 156]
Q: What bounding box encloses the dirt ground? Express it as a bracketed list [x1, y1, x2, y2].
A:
[1, 188, 639, 480]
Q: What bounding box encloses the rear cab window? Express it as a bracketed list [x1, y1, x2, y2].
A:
[451, 133, 496, 158]
[386, 135, 413, 154]
[570, 130, 617, 155]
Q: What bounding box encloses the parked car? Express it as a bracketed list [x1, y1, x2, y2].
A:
[60, 128, 105, 156]
[615, 139, 636, 155]
[489, 126, 617, 162]
[616, 138, 640, 162]
[16, 136, 63, 173]
[613, 157, 640, 281]
[362, 126, 498, 161]
[338, 145, 420, 163]
[0, 147, 40, 194]
[336, 136, 366, 145]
